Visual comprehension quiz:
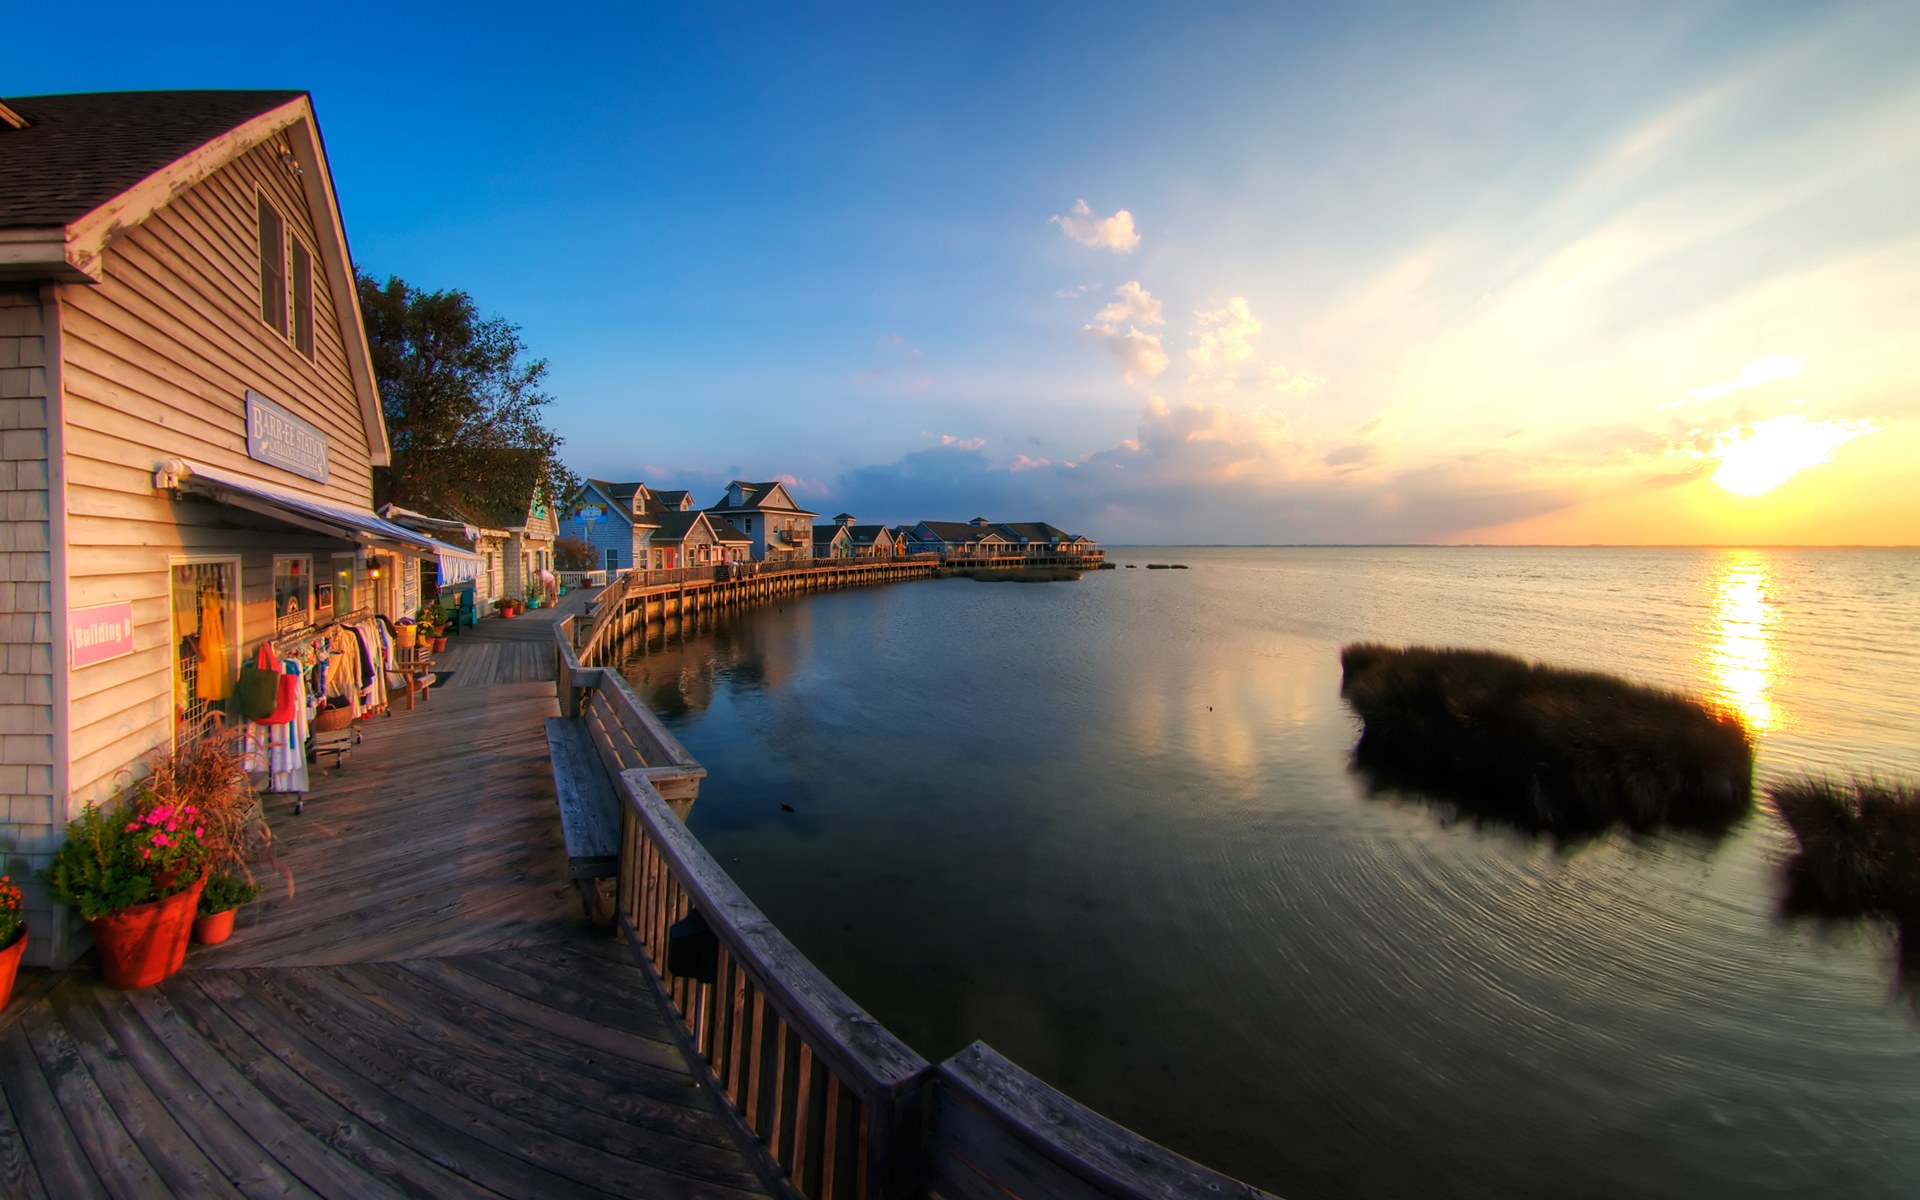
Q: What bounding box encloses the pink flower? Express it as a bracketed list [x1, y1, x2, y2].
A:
[153, 833, 170, 847]
[125, 822, 140, 833]
[194, 827, 205, 838]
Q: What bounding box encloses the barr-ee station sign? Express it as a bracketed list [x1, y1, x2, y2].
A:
[245, 390, 329, 484]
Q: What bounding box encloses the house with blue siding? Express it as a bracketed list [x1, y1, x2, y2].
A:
[570, 479, 659, 575]
[705, 480, 816, 563]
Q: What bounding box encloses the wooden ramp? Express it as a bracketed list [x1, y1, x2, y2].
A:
[0, 680, 769, 1200]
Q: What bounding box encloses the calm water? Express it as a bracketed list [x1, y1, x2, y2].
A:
[618, 547, 1920, 1199]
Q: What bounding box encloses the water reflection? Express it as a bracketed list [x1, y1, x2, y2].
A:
[1704, 553, 1778, 735]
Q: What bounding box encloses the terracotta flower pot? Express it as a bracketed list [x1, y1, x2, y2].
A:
[433, 636, 448, 653]
[0, 929, 25, 1011]
[89, 873, 205, 989]
[192, 908, 236, 945]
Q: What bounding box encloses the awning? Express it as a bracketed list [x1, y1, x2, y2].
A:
[156, 459, 487, 584]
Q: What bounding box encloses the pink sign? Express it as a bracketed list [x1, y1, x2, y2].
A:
[69, 601, 135, 668]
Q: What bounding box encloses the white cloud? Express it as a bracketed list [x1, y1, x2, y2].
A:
[1681, 356, 1805, 405]
[1083, 323, 1169, 382]
[1009, 454, 1052, 471]
[1056, 282, 1102, 298]
[1261, 364, 1327, 397]
[1094, 281, 1164, 326]
[1187, 297, 1263, 391]
[936, 433, 987, 450]
[1050, 199, 1141, 253]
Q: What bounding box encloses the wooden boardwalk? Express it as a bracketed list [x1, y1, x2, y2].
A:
[0, 602, 770, 1199]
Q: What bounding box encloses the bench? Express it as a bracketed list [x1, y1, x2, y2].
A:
[545, 716, 621, 919]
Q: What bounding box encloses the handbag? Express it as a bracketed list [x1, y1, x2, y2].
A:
[260, 663, 300, 725]
[231, 645, 281, 720]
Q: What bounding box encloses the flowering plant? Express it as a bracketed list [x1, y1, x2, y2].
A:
[0, 874, 23, 948]
[123, 800, 209, 884]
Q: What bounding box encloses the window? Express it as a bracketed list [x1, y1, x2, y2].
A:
[606, 548, 619, 571]
[273, 555, 312, 630]
[258, 195, 286, 334]
[291, 240, 314, 358]
[171, 559, 238, 744]
[333, 557, 355, 614]
[743, 518, 752, 532]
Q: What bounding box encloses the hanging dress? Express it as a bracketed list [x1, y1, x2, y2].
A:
[197, 588, 230, 701]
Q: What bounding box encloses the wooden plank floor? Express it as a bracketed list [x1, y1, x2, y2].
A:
[0, 663, 768, 1199]
[431, 597, 579, 688]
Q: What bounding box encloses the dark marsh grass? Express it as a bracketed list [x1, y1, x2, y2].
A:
[1772, 778, 1920, 919]
[1339, 643, 1754, 836]
[962, 568, 1081, 583]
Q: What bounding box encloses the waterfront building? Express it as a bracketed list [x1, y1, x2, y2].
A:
[570, 478, 659, 576]
[812, 521, 853, 560]
[650, 510, 751, 569]
[705, 480, 816, 563]
[0, 90, 480, 965]
[907, 519, 1013, 559]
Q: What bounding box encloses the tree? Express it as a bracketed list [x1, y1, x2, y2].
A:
[357, 272, 576, 518]
[553, 535, 597, 572]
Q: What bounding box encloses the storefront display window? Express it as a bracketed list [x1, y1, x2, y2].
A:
[274, 555, 312, 630]
[171, 559, 238, 743]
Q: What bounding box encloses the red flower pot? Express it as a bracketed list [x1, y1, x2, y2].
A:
[192, 908, 236, 945]
[433, 636, 448, 653]
[0, 929, 25, 1010]
[89, 873, 205, 989]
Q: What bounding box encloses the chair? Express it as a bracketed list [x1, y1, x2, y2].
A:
[452, 586, 478, 632]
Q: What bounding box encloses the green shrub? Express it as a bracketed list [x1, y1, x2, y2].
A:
[198, 872, 263, 917]
[43, 800, 160, 920]
[1339, 644, 1753, 835]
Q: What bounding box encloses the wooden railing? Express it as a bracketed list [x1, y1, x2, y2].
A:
[619, 767, 930, 1200]
[555, 592, 1279, 1200]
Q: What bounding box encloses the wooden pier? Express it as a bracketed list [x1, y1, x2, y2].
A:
[2, 564, 1276, 1200]
[0, 602, 769, 1200]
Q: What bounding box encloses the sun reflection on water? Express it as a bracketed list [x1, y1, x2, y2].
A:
[1704, 553, 1778, 735]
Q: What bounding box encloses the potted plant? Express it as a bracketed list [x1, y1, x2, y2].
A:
[44, 794, 209, 988]
[43, 731, 265, 989]
[0, 873, 24, 1011]
[193, 873, 262, 945]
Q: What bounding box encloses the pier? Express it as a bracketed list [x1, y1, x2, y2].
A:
[3, 563, 1273, 1199]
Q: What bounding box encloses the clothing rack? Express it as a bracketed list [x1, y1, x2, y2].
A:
[270, 609, 375, 656]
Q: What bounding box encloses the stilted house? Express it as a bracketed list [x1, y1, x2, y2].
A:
[704, 480, 815, 563]
[0, 90, 478, 966]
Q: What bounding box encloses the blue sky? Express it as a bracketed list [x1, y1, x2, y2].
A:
[12, 2, 1919, 543]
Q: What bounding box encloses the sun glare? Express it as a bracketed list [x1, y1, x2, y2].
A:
[1706, 414, 1877, 496]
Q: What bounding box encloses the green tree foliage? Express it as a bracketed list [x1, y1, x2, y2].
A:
[553, 535, 597, 571]
[357, 272, 576, 518]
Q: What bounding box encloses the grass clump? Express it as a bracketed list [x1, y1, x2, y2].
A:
[1339, 643, 1753, 835]
[1772, 778, 1920, 920]
[963, 568, 1081, 583]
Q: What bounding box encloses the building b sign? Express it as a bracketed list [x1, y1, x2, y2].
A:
[246, 390, 329, 483]
[70, 602, 135, 668]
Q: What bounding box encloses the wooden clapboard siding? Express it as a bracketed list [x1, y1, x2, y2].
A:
[0, 677, 771, 1199]
[49, 132, 381, 811]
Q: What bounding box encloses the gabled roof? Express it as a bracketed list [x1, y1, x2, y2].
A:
[655, 510, 753, 545]
[844, 524, 893, 545]
[812, 525, 849, 547]
[915, 520, 1009, 544]
[995, 521, 1072, 544]
[0, 90, 389, 466]
[650, 489, 692, 512]
[0, 91, 301, 231]
[580, 479, 662, 527]
[707, 480, 817, 517]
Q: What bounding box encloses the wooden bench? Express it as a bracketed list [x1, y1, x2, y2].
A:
[545, 716, 621, 920]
